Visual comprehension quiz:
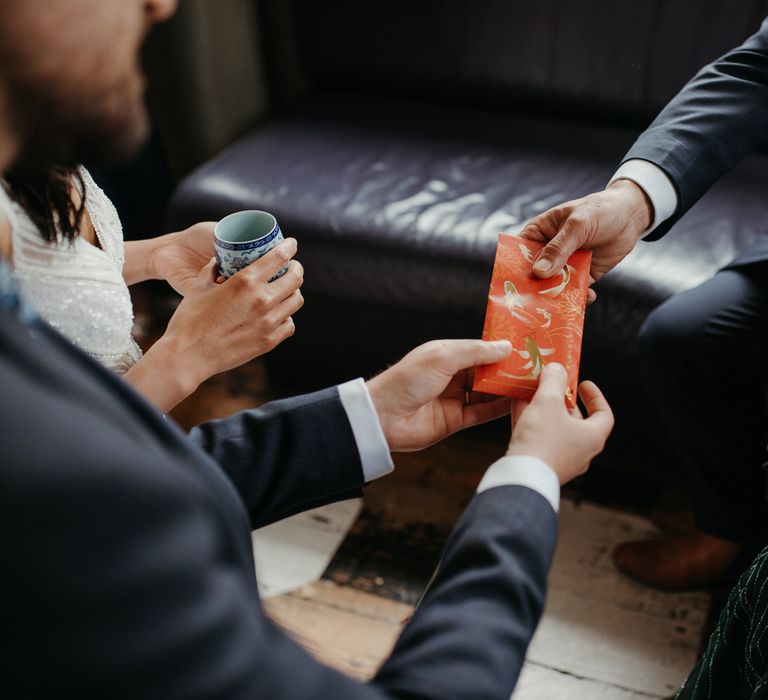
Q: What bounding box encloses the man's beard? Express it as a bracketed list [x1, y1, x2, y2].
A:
[7, 72, 149, 171]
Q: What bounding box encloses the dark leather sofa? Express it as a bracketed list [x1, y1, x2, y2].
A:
[166, 1, 768, 471]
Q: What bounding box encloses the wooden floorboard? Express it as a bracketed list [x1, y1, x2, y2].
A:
[263, 580, 411, 680]
[253, 499, 363, 598]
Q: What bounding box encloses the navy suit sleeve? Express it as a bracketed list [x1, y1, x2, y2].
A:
[6, 428, 555, 699]
[237, 488, 556, 700]
[622, 18, 768, 240]
[188, 387, 366, 529]
[375, 486, 557, 699]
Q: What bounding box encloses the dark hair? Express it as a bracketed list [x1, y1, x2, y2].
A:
[2, 163, 85, 244]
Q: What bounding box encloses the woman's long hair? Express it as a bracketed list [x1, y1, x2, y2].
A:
[3, 162, 85, 244]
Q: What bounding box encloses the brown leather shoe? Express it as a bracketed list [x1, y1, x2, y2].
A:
[612, 531, 742, 590]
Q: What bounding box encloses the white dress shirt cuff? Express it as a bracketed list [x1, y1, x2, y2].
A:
[608, 159, 678, 237]
[337, 378, 394, 482]
[477, 455, 560, 513]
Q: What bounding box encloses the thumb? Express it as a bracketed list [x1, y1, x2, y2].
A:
[530, 362, 569, 404]
[511, 398, 530, 425]
[578, 380, 615, 436]
[428, 339, 512, 377]
[532, 220, 588, 278]
[194, 257, 219, 288]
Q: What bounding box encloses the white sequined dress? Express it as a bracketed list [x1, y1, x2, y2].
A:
[2, 166, 142, 374]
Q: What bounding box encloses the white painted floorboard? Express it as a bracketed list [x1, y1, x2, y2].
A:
[252, 498, 363, 598]
[515, 501, 711, 699]
[514, 662, 658, 700]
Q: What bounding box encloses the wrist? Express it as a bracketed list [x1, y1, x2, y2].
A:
[145, 232, 177, 281]
[123, 238, 164, 286]
[506, 444, 558, 475]
[365, 376, 403, 451]
[607, 178, 654, 238]
[506, 444, 545, 461]
[365, 377, 390, 439]
[147, 331, 204, 399]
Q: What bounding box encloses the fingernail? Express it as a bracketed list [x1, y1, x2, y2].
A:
[533, 259, 551, 274]
[547, 362, 566, 374]
[492, 340, 512, 351]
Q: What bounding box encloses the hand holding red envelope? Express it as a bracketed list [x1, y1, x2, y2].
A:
[473, 234, 592, 408]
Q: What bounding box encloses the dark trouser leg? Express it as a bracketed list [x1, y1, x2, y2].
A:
[639, 265, 768, 543]
[676, 547, 768, 699]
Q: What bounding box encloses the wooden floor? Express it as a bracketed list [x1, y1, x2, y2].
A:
[133, 285, 718, 699]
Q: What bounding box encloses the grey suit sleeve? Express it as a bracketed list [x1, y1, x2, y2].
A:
[623, 18, 768, 241]
[188, 387, 366, 529]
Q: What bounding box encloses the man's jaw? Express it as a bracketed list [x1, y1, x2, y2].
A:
[0, 91, 21, 175]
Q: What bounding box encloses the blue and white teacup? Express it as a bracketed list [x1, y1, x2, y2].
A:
[214, 210, 288, 281]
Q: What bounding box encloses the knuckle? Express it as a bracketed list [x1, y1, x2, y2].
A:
[549, 205, 569, 220]
[231, 270, 248, 287]
[252, 286, 271, 308]
[264, 309, 280, 328]
[275, 244, 291, 265]
[565, 213, 591, 235]
[233, 271, 257, 293]
[289, 263, 303, 287]
[568, 210, 586, 225]
[568, 211, 596, 238]
[425, 339, 451, 363]
[544, 236, 566, 254]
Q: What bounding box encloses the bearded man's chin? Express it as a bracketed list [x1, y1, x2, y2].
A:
[19, 99, 150, 170]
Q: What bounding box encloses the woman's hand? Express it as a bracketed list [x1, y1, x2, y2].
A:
[506, 363, 614, 485]
[124, 238, 303, 412]
[149, 222, 217, 296]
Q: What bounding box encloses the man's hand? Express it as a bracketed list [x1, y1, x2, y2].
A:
[507, 364, 614, 485]
[150, 222, 217, 296]
[519, 180, 653, 302]
[366, 339, 514, 452]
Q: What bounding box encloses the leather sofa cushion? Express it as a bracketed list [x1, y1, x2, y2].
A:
[169, 92, 768, 333]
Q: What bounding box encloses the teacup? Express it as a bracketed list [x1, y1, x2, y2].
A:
[214, 210, 287, 281]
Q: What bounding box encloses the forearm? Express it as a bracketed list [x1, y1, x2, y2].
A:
[123, 334, 202, 413]
[376, 485, 557, 700]
[190, 387, 368, 528]
[123, 238, 164, 286]
[623, 19, 768, 239]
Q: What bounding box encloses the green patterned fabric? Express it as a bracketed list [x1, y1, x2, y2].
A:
[676, 548, 768, 699]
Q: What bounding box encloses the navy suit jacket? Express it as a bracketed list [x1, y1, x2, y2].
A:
[0, 300, 557, 699]
[624, 16, 768, 264]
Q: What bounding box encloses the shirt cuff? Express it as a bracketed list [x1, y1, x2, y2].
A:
[608, 159, 678, 238]
[477, 455, 560, 513]
[337, 378, 394, 482]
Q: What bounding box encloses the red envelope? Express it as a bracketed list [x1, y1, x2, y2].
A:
[473, 234, 592, 408]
